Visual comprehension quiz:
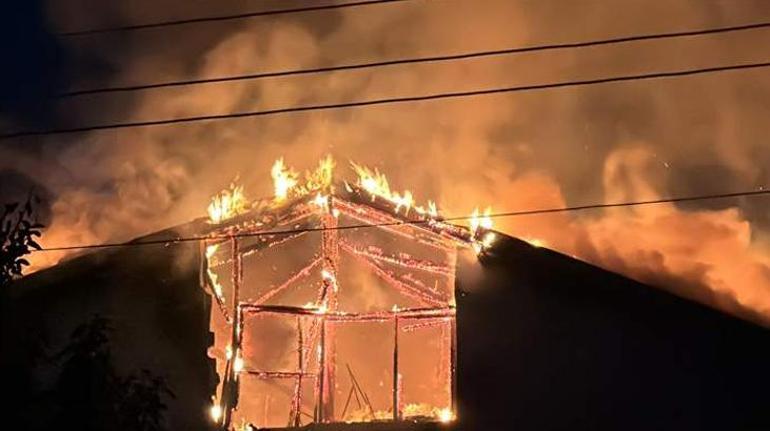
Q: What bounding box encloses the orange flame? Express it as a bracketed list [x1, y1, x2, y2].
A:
[470, 207, 495, 254]
[205, 244, 225, 300]
[271, 158, 299, 202]
[271, 155, 335, 202]
[208, 182, 249, 224]
[351, 162, 438, 217]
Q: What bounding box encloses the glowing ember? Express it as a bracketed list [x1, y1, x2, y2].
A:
[437, 407, 454, 423]
[208, 182, 249, 224]
[312, 192, 329, 209]
[527, 238, 546, 248]
[302, 301, 328, 314]
[271, 158, 299, 202]
[233, 353, 244, 373]
[210, 404, 222, 422]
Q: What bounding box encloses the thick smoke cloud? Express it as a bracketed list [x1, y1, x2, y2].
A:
[2, 0, 770, 324]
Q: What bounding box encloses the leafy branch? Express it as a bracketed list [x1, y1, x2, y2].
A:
[1, 196, 44, 286]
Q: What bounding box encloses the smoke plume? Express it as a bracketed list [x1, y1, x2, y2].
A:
[2, 0, 770, 324]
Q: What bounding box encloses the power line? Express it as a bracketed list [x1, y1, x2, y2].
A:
[58, 20, 770, 98]
[58, 0, 411, 37]
[4, 60, 770, 140]
[32, 188, 770, 252]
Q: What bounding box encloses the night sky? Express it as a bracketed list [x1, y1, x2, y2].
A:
[2, 0, 770, 324]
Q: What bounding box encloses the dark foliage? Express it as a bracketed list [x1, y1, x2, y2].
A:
[49, 316, 174, 431]
[118, 370, 176, 431]
[0, 197, 43, 287]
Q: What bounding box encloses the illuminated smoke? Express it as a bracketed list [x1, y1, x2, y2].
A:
[2, 0, 770, 324]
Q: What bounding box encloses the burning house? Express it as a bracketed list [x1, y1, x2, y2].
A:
[2, 157, 769, 431]
[201, 158, 480, 429]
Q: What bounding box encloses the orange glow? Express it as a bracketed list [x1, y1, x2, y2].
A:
[526, 238, 547, 248]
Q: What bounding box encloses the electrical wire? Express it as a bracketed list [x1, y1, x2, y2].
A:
[31, 188, 770, 252]
[58, 21, 770, 98]
[3, 60, 770, 140]
[58, 0, 412, 37]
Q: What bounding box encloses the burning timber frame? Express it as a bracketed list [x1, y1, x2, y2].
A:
[201, 185, 480, 430]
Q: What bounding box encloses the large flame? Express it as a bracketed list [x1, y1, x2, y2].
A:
[470, 206, 495, 254]
[209, 157, 496, 259]
[351, 162, 437, 217]
[469, 206, 493, 236]
[208, 183, 249, 224]
[271, 158, 299, 202]
[271, 155, 335, 202]
[300, 155, 335, 195]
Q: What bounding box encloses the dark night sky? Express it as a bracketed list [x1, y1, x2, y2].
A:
[2, 0, 770, 324]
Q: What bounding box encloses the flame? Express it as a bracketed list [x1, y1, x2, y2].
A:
[271, 158, 299, 202]
[469, 206, 493, 236]
[470, 207, 495, 254]
[208, 182, 249, 224]
[271, 156, 335, 203]
[206, 244, 225, 300]
[402, 404, 455, 423]
[351, 162, 438, 216]
[301, 155, 335, 195]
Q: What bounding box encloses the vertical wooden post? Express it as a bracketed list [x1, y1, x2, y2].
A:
[292, 316, 304, 426]
[319, 198, 339, 422]
[316, 318, 327, 422]
[392, 314, 400, 421]
[450, 317, 457, 417]
[223, 237, 241, 430]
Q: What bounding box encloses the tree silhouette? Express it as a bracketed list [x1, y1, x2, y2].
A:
[118, 370, 175, 431]
[0, 197, 45, 430]
[0, 197, 43, 287]
[50, 316, 174, 431]
[50, 316, 120, 430]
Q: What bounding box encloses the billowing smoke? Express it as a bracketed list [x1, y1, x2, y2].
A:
[2, 0, 770, 324]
